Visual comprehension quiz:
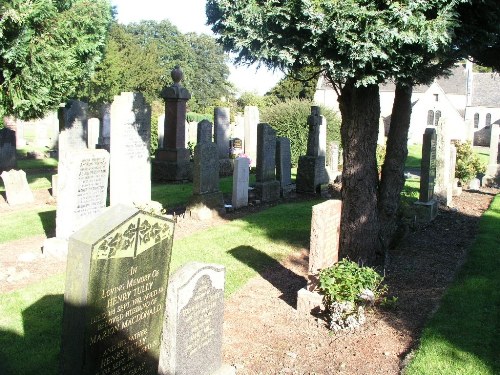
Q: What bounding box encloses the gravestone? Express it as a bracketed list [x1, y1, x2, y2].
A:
[255, 123, 280, 202]
[60, 204, 175, 375]
[97, 104, 111, 152]
[214, 107, 230, 159]
[414, 128, 438, 222]
[58, 100, 89, 158]
[326, 141, 340, 181]
[435, 118, 453, 206]
[486, 124, 500, 183]
[0, 170, 34, 205]
[158, 113, 165, 151]
[319, 115, 327, 157]
[275, 137, 294, 197]
[88, 118, 100, 150]
[232, 156, 250, 209]
[152, 66, 192, 182]
[450, 144, 460, 196]
[0, 127, 16, 172]
[159, 262, 230, 375]
[187, 120, 224, 220]
[296, 106, 327, 194]
[56, 149, 110, 239]
[233, 114, 245, 149]
[297, 199, 342, 316]
[244, 106, 259, 167]
[110, 92, 151, 206]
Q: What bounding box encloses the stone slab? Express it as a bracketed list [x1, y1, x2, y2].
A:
[232, 157, 250, 209]
[0, 169, 34, 205]
[413, 199, 438, 223]
[296, 155, 327, 194]
[255, 180, 280, 203]
[297, 288, 324, 316]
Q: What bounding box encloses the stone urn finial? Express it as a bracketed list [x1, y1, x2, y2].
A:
[171, 66, 183, 85]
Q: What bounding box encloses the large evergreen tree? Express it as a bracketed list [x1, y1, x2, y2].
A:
[0, 0, 112, 119]
[207, 0, 462, 263]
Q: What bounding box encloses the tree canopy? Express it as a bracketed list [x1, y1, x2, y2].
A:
[0, 0, 113, 120]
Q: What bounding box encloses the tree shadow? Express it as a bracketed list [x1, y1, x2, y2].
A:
[228, 245, 307, 308]
[38, 210, 56, 238]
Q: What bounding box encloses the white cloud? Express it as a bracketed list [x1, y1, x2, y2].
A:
[111, 0, 283, 95]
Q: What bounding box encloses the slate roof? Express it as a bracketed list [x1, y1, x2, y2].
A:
[472, 73, 500, 107]
[435, 66, 467, 95]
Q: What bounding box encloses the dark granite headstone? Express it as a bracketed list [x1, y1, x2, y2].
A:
[276, 137, 294, 197]
[255, 123, 280, 202]
[197, 120, 213, 145]
[419, 128, 437, 202]
[159, 262, 225, 375]
[0, 127, 16, 172]
[60, 205, 175, 375]
[214, 107, 231, 159]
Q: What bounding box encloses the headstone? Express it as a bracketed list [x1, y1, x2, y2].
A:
[60, 204, 175, 375]
[244, 106, 259, 167]
[187, 120, 224, 220]
[158, 113, 165, 150]
[255, 123, 280, 202]
[233, 114, 245, 149]
[469, 178, 481, 190]
[214, 107, 231, 159]
[56, 149, 110, 239]
[435, 118, 453, 206]
[319, 115, 327, 157]
[232, 156, 250, 209]
[0, 127, 16, 172]
[110, 92, 151, 206]
[486, 124, 500, 180]
[35, 121, 50, 148]
[296, 106, 328, 194]
[297, 199, 342, 316]
[88, 118, 100, 150]
[51, 174, 58, 198]
[326, 141, 340, 181]
[414, 128, 438, 222]
[0, 170, 34, 205]
[152, 66, 192, 182]
[159, 262, 228, 375]
[58, 100, 89, 158]
[97, 104, 111, 151]
[450, 144, 457, 194]
[275, 137, 294, 197]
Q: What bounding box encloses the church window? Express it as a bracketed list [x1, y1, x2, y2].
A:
[434, 111, 442, 126]
[474, 113, 479, 128]
[434, 94, 439, 102]
[486, 113, 491, 127]
[427, 110, 434, 126]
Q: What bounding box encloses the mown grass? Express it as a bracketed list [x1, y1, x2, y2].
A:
[405, 195, 500, 375]
[406, 144, 423, 169]
[0, 199, 318, 374]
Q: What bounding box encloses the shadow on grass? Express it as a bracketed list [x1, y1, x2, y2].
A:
[228, 246, 306, 308]
[0, 294, 63, 375]
[38, 210, 56, 238]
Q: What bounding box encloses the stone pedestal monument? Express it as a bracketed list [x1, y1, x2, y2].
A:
[152, 66, 192, 182]
[414, 128, 438, 222]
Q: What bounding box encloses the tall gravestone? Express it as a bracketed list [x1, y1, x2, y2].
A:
[158, 113, 165, 151]
[215, 107, 233, 177]
[56, 149, 110, 239]
[110, 92, 151, 206]
[296, 106, 327, 194]
[0, 169, 34, 205]
[187, 120, 224, 220]
[0, 127, 16, 172]
[255, 123, 280, 202]
[326, 141, 340, 181]
[60, 204, 175, 375]
[232, 156, 250, 209]
[233, 114, 245, 150]
[87, 118, 100, 150]
[435, 118, 453, 206]
[297, 199, 342, 316]
[244, 106, 259, 167]
[97, 104, 111, 152]
[486, 124, 500, 183]
[414, 128, 438, 222]
[159, 262, 229, 375]
[275, 137, 294, 197]
[58, 100, 89, 158]
[152, 66, 192, 182]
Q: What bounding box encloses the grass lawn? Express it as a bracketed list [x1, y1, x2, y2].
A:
[405, 195, 500, 375]
[406, 144, 422, 169]
[0, 199, 318, 374]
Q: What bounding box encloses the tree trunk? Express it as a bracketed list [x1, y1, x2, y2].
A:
[378, 83, 413, 250]
[338, 81, 381, 265]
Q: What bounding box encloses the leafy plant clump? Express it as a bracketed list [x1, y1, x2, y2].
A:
[318, 259, 389, 332]
[454, 141, 486, 184]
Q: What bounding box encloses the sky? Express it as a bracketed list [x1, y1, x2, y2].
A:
[110, 0, 284, 96]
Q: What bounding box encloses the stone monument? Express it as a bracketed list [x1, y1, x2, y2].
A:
[435, 118, 453, 206]
[110, 92, 151, 206]
[215, 107, 233, 177]
[58, 100, 89, 158]
[255, 123, 280, 202]
[87, 118, 100, 150]
[326, 141, 340, 181]
[0, 169, 34, 205]
[414, 128, 438, 222]
[232, 156, 250, 209]
[244, 106, 259, 167]
[275, 137, 294, 197]
[96, 103, 111, 152]
[296, 106, 328, 194]
[60, 204, 175, 375]
[0, 127, 16, 172]
[152, 66, 192, 182]
[187, 120, 224, 220]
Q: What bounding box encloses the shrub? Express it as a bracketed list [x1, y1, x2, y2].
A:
[454, 141, 486, 184]
[376, 144, 386, 174]
[260, 99, 341, 166]
[186, 112, 213, 123]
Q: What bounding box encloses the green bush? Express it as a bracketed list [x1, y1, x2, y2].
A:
[376, 144, 386, 174]
[186, 112, 213, 123]
[454, 141, 486, 184]
[260, 99, 341, 166]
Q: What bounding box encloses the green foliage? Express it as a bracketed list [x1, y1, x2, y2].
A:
[0, 0, 112, 119]
[318, 259, 386, 306]
[267, 66, 319, 102]
[236, 91, 276, 112]
[454, 141, 486, 184]
[260, 99, 340, 166]
[186, 112, 213, 123]
[376, 144, 387, 174]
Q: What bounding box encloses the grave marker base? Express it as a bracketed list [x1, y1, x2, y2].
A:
[297, 288, 324, 317]
[255, 180, 280, 202]
[187, 192, 224, 220]
[296, 155, 327, 194]
[152, 154, 192, 182]
[413, 199, 438, 223]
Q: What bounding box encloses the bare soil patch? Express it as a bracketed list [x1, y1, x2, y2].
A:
[0, 187, 497, 374]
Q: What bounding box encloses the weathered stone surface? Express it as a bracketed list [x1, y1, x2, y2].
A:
[0, 169, 34, 205]
[218, 158, 234, 177]
[88, 118, 100, 150]
[158, 114, 165, 149]
[255, 123, 280, 202]
[60, 205, 175, 375]
[214, 107, 231, 159]
[413, 200, 438, 223]
[296, 155, 327, 194]
[232, 157, 250, 209]
[435, 118, 453, 206]
[97, 104, 111, 151]
[110, 92, 151, 206]
[306, 106, 322, 157]
[56, 150, 109, 239]
[159, 262, 225, 375]
[197, 120, 213, 145]
[244, 106, 259, 167]
[419, 128, 437, 203]
[58, 100, 89, 157]
[276, 137, 294, 197]
[0, 128, 16, 172]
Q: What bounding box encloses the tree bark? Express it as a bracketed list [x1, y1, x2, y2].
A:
[378, 83, 413, 250]
[338, 81, 381, 265]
